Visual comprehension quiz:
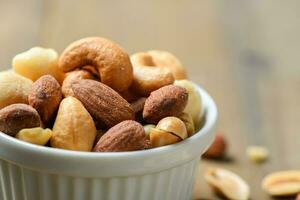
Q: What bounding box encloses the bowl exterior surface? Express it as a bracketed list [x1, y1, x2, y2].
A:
[0, 84, 217, 200]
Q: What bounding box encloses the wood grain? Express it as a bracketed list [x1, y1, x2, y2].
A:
[0, 0, 299, 199]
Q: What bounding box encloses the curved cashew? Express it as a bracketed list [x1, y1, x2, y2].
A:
[59, 37, 133, 92]
[131, 50, 187, 80]
[130, 65, 174, 96]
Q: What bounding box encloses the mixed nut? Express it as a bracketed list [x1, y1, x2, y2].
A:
[0, 36, 204, 152]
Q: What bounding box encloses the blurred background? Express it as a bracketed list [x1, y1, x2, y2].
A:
[0, 0, 299, 199]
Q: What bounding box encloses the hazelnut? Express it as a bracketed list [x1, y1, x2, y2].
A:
[203, 134, 227, 159]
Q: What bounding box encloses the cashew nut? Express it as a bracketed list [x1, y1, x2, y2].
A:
[130, 65, 174, 96]
[62, 67, 98, 97]
[131, 50, 187, 80]
[59, 37, 133, 92]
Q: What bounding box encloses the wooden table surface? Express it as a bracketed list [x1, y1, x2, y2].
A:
[0, 1, 299, 199]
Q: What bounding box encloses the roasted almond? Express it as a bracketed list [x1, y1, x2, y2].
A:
[28, 75, 62, 125]
[71, 79, 135, 128]
[143, 85, 188, 124]
[94, 120, 151, 152]
[0, 104, 41, 136]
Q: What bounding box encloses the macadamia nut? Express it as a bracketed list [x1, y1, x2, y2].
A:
[12, 47, 64, 83]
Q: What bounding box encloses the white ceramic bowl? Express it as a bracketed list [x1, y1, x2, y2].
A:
[0, 85, 217, 200]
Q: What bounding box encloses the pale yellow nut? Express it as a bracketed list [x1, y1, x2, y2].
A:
[0, 71, 33, 109]
[174, 80, 203, 129]
[178, 113, 195, 136]
[143, 124, 155, 138]
[149, 128, 181, 147]
[205, 167, 250, 200]
[16, 127, 52, 146]
[156, 116, 188, 140]
[262, 170, 300, 196]
[51, 97, 96, 151]
[12, 47, 64, 83]
[246, 146, 269, 163]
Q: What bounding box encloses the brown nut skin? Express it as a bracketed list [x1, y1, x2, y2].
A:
[0, 104, 41, 136]
[143, 85, 188, 124]
[131, 51, 187, 80]
[28, 75, 62, 125]
[71, 79, 135, 128]
[62, 68, 98, 97]
[59, 37, 133, 92]
[203, 134, 227, 159]
[130, 66, 175, 96]
[94, 120, 151, 152]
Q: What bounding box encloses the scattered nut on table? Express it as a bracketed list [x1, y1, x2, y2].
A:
[203, 134, 227, 159]
[16, 127, 52, 145]
[205, 167, 250, 200]
[262, 170, 300, 197]
[246, 145, 269, 163]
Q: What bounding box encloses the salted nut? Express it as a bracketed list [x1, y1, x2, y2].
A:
[51, 97, 96, 151]
[62, 68, 98, 97]
[28, 75, 62, 125]
[130, 65, 174, 96]
[178, 113, 195, 136]
[143, 124, 155, 138]
[246, 146, 269, 163]
[71, 79, 134, 128]
[143, 85, 188, 124]
[131, 50, 187, 80]
[150, 117, 187, 147]
[12, 47, 64, 83]
[0, 104, 41, 136]
[16, 127, 52, 146]
[59, 37, 133, 92]
[262, 170, 300, 197]
[205, 167, 250, 200]
[0, 71, 33, 109]
[94, 120, 151, 152]
[174, 80, 203, 128]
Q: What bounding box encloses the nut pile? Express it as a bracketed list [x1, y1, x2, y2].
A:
[0, 36, 204, 152]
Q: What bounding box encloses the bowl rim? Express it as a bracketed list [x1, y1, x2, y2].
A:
[0, 83, 217, 176]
